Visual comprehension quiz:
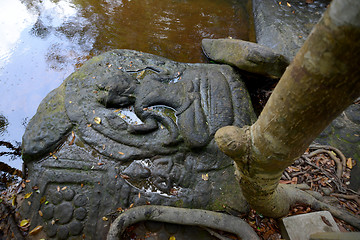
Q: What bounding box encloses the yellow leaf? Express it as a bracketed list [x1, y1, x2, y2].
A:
[11, 195, 16, 206]
[347, 158, 353, 169]
[202, 174, 209, 181]
[24, 192, 33, 199]
[169, 236, 176, 240]
[118, 152, 124, 155]
[40, 196, 46, 204]
[38, 210, 43, 217]
[29, 225, 43, 235]
[20, 219, 30, 227]
[102, 217, 108, 221]
[61, 186, 67, 191]
[94, 117, 101, 124]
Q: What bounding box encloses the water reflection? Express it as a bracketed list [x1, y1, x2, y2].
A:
[0, 0, 251, 168]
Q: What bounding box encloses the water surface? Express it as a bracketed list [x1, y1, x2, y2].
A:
[0, 0, 251, 169]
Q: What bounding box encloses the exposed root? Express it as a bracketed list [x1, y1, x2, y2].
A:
[331, 193, 360, 206]
[107, 205, 260, 240]
[281, 184, 360, 229]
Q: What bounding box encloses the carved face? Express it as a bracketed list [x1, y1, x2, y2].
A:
[98, 74, 138, 108]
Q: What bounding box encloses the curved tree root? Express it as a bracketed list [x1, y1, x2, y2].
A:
[107, 205, 259, 240]
[281, 184, 360, 229]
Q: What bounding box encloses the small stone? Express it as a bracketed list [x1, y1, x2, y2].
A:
[45, 223, 58, 237]
[62, 188, 75, 201]
[41, 204, 55, 220]
[74, 194, 88, 207]
[74, 207, 87, 221]
[50, 190, 63, 205]
[69, 220, 83, 236]
[54, 202, 74, 224]
[280, 211, 340, 240]
[57, 225, 70, 240]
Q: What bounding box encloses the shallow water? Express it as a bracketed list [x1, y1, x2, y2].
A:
[0, 0, 251, 169]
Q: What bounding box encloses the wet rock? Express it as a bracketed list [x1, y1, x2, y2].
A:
[20, 49, 255, 239]
[253, 0, 329, 60]
[202, 38, 289, 78]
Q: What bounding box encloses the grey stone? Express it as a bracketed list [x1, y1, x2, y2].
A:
[54, 202, 74, 224]
[45, 223, 58, 237]
[252, 0, 329, 60]
[69, 220, 83, 236]
[74, 207, 87, 221]
[41, 204, 55, 220]
[73, 194, 88, 207]
[20, 49, 256, 239]
[280, 211, 340, 240]
[202, 38, 289, 78]
[310, 232, 360, 240]
[57, 225, 70, 240]
[62, 187, 75, 201]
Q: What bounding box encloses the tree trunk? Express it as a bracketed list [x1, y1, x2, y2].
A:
[215, 0, 360, 218]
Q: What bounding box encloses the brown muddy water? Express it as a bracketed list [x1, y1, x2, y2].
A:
[0, 0, 252, 169]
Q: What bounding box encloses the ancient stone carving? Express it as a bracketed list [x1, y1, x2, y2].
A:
[21, 49, 256, 239]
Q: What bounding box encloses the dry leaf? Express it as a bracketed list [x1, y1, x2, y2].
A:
[25, 180, 31, 183]
[94, 117, 101, 124]
[102, 217, 108, 221]
[29, 225, 43, 235]
[202, 173, 209, 181]
[24, 192, 33, 199]
[38, 210, 43, 217]
[347, 158, 353, 169]
[118, 152, 124, 155]
[129, 203, 134, 208]
[61, 186, 67, 191]
[40, 196, 46, 204]
[20, 219, 30, 227]
[169, 236, 176, 240]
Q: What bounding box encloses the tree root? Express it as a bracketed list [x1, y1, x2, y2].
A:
[107, 205, 260, 240]
[281, 184, 360, 229]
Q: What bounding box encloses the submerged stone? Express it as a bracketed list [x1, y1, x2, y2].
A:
[202, 38, 289, 78]
[20, 49, 256, 239]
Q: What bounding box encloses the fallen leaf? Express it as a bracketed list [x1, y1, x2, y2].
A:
[61, 186, 67, 191]
[202, 173, 209, 181]
[117, 207, 123, 212]
[94, 117, 101, 124]
[69, 131, 76, 145]
[102, 217, 108, 221]
[29, 225, 43, 235]
[287, 2, 291, 7]
[38, 210, 43, 217]
[169, 236, 176, 240]
[129, 203, 134, 208]
[114, 109, 120, 113]
[81, 183, 84, 188]
[40, 196, 46, 204]
[25, 180, 31, 183]
[11, 195, 16, 206]
[20, 219, 30, 227]
[120, 174, 130, 179]
[97, 162, 104, 166]
[118, 152, 124, 155]
[347, 158, 353, 169]
[24, 192, 33, 199]
[57, 186, 60, 192]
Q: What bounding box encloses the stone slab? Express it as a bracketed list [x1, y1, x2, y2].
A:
[280, 211, 340, 240]
[310, 232, 360, 240]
